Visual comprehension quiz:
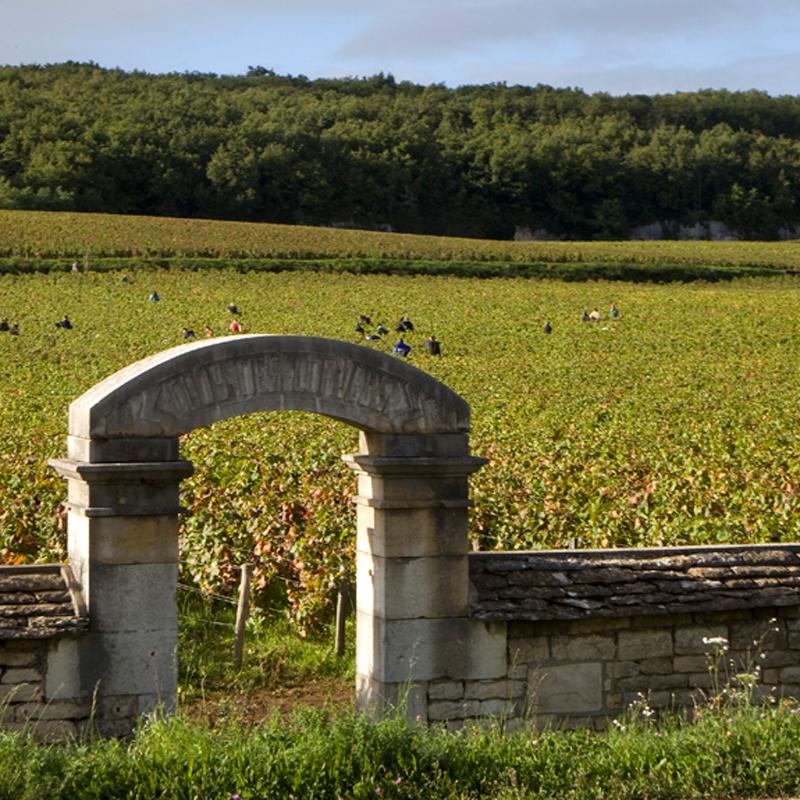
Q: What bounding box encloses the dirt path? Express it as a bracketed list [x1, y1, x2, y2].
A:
[183, 676, 353, 727]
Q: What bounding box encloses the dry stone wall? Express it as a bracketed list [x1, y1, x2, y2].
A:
[433, 545, 800, 730]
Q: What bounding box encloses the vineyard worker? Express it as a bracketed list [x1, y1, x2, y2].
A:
[229, 319, 242, 333]
[393, 338, 411, 358]
[582, 310, 590, 322]
[376, 323, 389, 336]
[589, 308, 601, 322]
[609, 303, 620, 319]
[355, 321, 366, 335]
[183, 327, 196, 339]
[56, 315, 73, 330]
[424, 334, 442, 355]
[227, 303, 239, 314]
[9, 322, 19, 336]
[149, 291, 160, 302]
[402, 315, 414, 331]
[0, 319, 8, 332]
[204, 326, 214, 337]
[543, 320, 552, 334]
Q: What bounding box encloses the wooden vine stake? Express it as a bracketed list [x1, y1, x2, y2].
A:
[233, 563, 253, 670]
[334, 583, 348, 657]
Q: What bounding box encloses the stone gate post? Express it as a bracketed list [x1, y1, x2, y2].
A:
[50, 437, 192, 731]
[345, 432, 504, 722]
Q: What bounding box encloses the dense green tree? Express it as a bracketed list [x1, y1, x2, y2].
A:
[2, 63, 800, 238]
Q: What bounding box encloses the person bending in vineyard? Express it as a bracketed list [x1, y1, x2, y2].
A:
[424, 334, 441, 355]
[393, 338, 411, 357]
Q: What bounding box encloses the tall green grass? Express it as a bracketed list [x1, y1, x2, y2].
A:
[177, 589, 355, 697]
[0, 699, 799, 799]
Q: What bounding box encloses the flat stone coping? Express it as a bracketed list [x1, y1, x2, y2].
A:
[0, 565, 88, 639]
[469, 544, 800, 621]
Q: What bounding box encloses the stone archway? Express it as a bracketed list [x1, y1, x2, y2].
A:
[50, 335, 498, 729]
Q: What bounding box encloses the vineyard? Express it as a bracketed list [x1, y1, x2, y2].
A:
[1, 209, 800, 270]
[2, 264, 800, 627]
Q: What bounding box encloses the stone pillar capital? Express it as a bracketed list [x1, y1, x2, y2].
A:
[49, 458, 194, 517]
[342, 453, 487, 478]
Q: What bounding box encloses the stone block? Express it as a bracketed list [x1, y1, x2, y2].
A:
[529, 663, 603, 714]
[15, 700, 92, 721]
[618, 630, 673, 660]
[563, 617, 631, 635]
[630, 613, 692, 629]
[4, 719, 77, 741]
[357, 612, 506, 682]
[67, 514, 179, 566]
[1, 668, 42, 684]
[638, 658, 673, 675]
[686, 673, 714, 690]
[763, 668, 780, 684]
[67, 435, 179, 463]
[753, 650, 799, 669]
[551, 635, 615, 662]
[428, 699, 480, 721]
[674, 626, 728, 655]
[360, 432, 470, 459]
[44, 637, 83, 700]
[92, 717, 137, 738]
[730, 619, 785, 652]
[623, 690, 668, 709]
[71, 630, 177, 701]
[86, 563, 178, 633]
[428, 680, 463, 701]
[616, 674, 688, 691]
[779, 666, 800, 684]
[692, 610, 754, 624]
[670, 689, 704, 707]
[97, 695, 139, 720]
[508, 637, 549, 665]
[674, 655, 709, 673]
[358, 506, 469, 558]
[478, 698, 517, 717]
[0, 683, 41, 702]
[356, 551, 468, 619]
[0, 648, 39, 668]
[464, 679, 525, 701]
[508, 662, 527, 680]
[608, 661, 639, 679]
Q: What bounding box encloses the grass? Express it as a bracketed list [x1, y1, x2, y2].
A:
[177, 588, 355, 698]
[0, 692, 799, 798]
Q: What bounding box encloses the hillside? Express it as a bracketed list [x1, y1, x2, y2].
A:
[0, 210, 798, 281]
[3, 64, 800, 239]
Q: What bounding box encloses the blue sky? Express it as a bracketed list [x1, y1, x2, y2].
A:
[2, 0, 800, 95]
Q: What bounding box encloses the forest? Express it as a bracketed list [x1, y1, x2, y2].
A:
[2, 62, 800, 240]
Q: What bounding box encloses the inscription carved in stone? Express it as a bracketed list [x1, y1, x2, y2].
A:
[70, 336, 469, 438]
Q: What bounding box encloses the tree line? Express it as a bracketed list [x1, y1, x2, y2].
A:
[2, 62, 800, 240]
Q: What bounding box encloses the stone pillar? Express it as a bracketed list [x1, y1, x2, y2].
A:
[50, 451, 192, 733]
[344, 432, 504, 722]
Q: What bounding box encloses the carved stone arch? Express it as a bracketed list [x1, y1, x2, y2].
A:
[51, 336, 500, 734]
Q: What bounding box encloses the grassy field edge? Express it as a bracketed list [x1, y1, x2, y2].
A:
[0, 255, 781, 283]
